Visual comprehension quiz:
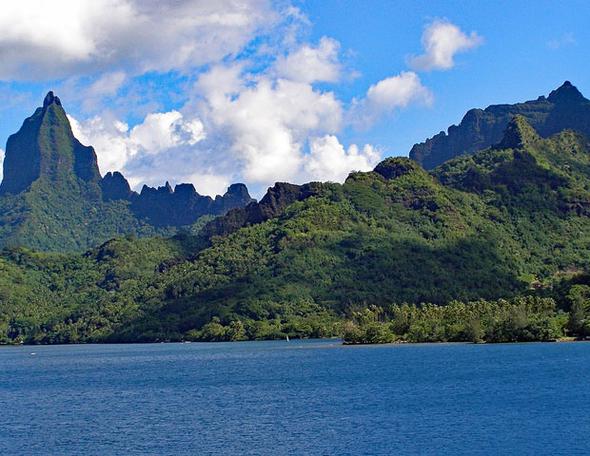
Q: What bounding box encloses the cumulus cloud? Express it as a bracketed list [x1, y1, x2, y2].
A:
[274, 37, 341, 83]
[2, 8, 481, 197]
[366, 72, 433, 110]
[68, 62, 381, 196]
[350, 71, 433, 127]
[187, 173, 231, 197]
[69, 110, 218, 193]
[130, 112, 205, 153]
[0, 0, 276, 80]
[0, 148, 4, 182]
[305, 136, 379, 182]
[193, 65, 343, 185]
[67, 45, 436, 195]
[86, 72, 127, 98]
[69, 114, 133, 173]
[409, 19, 482, 71]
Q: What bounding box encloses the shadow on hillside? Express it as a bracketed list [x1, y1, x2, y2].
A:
[107, 232, 525, 342]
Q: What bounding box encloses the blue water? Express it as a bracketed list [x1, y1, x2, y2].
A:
[1, 340, 589, 455]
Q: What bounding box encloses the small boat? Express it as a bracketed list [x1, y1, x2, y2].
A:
[286, 335, 290, 342]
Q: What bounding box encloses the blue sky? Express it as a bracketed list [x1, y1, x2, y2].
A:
[0, 0, 588, 197]
[303, 0, 590, 152]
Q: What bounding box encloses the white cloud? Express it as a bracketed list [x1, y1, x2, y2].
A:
[0, 0, 276, 80]
[409, 19, 482, 71]
[69, 110, 210, 192]
[86, 72, 127, 98]
[274, 37, 341, 83]
[547, 32, 576, 50]
[70, 114, 131, 173]
[0, 148, 4, 182]
[194, 66, 343, 185]
[6, 9, 474, 197]
[66, 49, 438, 196]
[191, 64, 245, 112]
[366, 72, 433, 109]
[187, 172, 231, 197]
[130, 111, 205, 154]
[305, 135, 379, 182]
[68, 63, 384, 196]
[350, 71, 433, 127]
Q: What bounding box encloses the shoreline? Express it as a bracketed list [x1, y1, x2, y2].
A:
[2, 336, 589, 348]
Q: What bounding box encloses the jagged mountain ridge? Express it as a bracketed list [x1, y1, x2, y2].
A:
[99, 171, 254, 227]
[410, 81, 590, 169]
[0, 92, 254, 250]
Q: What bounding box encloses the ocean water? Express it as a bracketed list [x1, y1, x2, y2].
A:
[1, 340, 589, 455]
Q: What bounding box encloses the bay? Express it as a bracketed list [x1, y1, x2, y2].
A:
[1, 340, 589, 455]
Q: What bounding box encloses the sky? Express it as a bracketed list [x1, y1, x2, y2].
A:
[0, 0, 588, 198]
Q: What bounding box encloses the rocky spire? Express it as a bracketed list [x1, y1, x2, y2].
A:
[43, 91, 62, 108]
[547, 81, 585, 104]
[0, 92, 101, 195]
[100, 171, 134, 201]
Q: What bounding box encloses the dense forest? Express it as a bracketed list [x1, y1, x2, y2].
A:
[2, 113, 590, 345]
[343, 294, 589, 345]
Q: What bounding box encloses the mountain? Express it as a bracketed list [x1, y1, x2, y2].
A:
[2, 115, 590, 344]
[0, 92, 254, 251]
[410, 81, 590, 169]
[128, 182, 254, 227]
[0, 92, 101, 194]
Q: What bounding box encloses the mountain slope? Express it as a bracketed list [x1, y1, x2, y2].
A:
[3, 117, 590, 343]
[0, 93, 254, 251]
[0, 92, 101, 195]
[410, 81, 590, 169]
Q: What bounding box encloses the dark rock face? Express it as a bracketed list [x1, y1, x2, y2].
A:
[43, 91, 62, 107]
[547, 80, 585, 104]
[100, 173, 256, 227]
[214, 183, 253, 213]
[410, 81, 590, 169]
[247, 182, 312, 222]
[101, 171, 134, 201]
[201, 182, 320, 240]
[127, 181, 255, 227]
[0, 91, 101, 194]
[73, 141, 101, 183]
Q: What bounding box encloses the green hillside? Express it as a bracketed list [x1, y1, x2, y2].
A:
[2, 117, 590, 344]
[0, 177, 177, 251]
